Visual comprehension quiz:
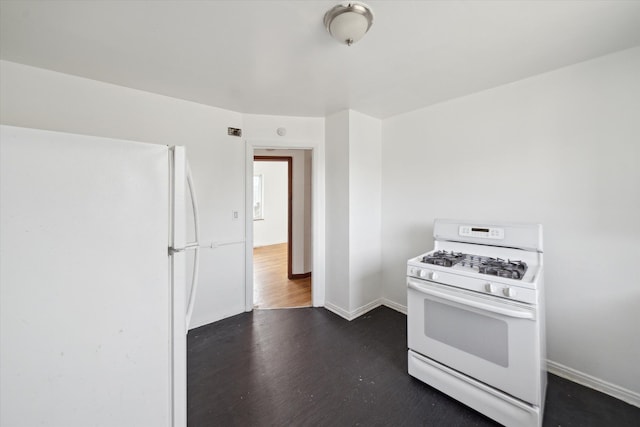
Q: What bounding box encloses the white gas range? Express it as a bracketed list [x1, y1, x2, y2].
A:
[407, 219, 546, 427]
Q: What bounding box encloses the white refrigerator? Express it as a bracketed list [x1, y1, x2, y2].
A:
[0, 125, 200, 427]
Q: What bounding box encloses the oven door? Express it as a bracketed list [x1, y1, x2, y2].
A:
[407, 277, 541, 405]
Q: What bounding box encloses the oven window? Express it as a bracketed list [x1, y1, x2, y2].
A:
[424, 300, 509, 367]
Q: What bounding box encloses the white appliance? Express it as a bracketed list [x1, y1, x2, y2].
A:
[407, 219, 546, 427]
[0, 125, 201, 427]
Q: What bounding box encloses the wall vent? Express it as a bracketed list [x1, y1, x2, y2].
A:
[227, 127, 242, 137]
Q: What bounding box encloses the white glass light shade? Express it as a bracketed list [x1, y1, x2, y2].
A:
[324, 2, 374, 46]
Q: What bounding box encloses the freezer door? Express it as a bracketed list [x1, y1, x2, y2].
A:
[0, 126, 180, 427]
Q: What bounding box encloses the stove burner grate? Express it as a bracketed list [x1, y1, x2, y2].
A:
[478, 257, 528, 280]
[421, 251, 528, 280]
[421, 250, 464, 267]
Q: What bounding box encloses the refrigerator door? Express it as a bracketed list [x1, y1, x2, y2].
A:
[170, 153, 200, 332]
[170, 146, 188, 426]
[0, 126, 183, 427]
[184, 161, 201, 330]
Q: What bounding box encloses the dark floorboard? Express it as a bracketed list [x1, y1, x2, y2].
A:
[187, 306, 640, 426]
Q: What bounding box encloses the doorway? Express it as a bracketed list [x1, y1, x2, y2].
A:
[252, 151, 312, 309]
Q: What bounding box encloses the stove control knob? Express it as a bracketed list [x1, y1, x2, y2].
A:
[429, 272, 439, 281]
[417, 269, 427, 278]
[484, 283, 496, 293]
[503, 287, 517, 298]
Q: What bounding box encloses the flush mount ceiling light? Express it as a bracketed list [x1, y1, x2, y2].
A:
[323, 1, 374, 46]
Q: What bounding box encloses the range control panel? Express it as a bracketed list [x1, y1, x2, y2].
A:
[459, 225, 504, 240]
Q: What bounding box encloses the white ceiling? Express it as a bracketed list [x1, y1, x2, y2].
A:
[1, 0, 640, 119]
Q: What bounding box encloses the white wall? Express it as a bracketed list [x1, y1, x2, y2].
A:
[381, 47, 640, 400]
[324, 110, 351, 312]
[348, 111, 382, 312]
[324, 110, 383, 317]
[0, 60, 246, 329]
[253, 161, 288, 247]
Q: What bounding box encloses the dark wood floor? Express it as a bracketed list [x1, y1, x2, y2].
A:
[187, 306, 640, 426]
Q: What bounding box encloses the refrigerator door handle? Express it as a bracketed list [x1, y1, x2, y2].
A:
[184, 161, 200, 332]
[168, 242, 199, 255]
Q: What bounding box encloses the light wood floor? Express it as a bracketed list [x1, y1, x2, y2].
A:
[253, 243, 311, 309]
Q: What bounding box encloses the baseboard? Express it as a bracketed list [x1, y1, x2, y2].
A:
[289, 272, 311, 280]
[350, 299, 384, 319]
[323, 301, 352, 320]
[547, 359, 640, 408]
[324, 298, 408, 321]
[381, 298, 407, 315]
[324, 299, 383, 321]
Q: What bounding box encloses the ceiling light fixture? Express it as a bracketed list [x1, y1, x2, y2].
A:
[323, 1, 374, 46]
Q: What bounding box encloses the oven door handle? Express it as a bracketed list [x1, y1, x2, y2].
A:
[408, 279, 534, 320]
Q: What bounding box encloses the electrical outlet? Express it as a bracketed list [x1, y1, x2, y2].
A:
[232, 210, 239, 220]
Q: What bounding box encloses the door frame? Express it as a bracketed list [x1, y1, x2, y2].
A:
[253, 155, 294, 279]
[245, 139, 325, 312]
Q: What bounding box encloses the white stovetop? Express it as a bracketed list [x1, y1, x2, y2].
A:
[408, 240, 543, 291]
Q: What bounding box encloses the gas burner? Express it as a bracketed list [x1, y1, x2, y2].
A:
[421, 250, 464, 267]
[421, 251, 528, 280]
[478, 258, 528, 280]
[459, 254, 485, 268]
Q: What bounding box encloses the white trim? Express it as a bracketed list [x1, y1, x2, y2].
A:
[324, 299, 406, 321]
[382, 298, 407, 315]
[350, 299, 384, 319]
[323, 301, 353, 320]
[245, 139, 326, 311]
[546, 360, 640, 408]
[324, 299, 383, 321]
[244, 143, 254, 312]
